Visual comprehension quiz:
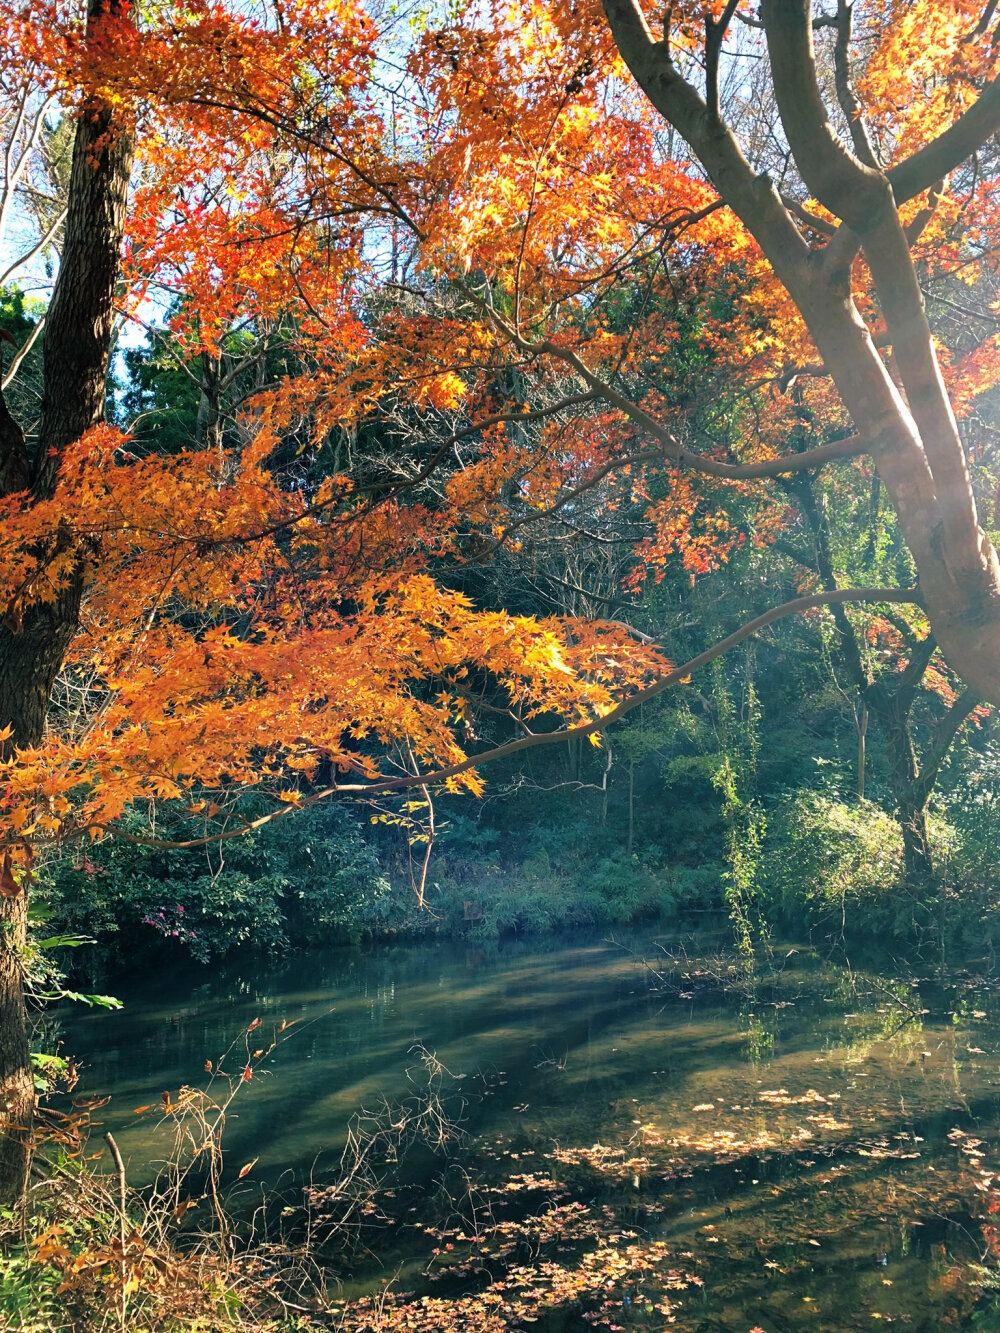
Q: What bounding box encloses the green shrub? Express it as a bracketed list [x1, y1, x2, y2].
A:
[403, 846, 680, 941]
[761, 791, 905, 934]
[665, 861, 728, 913]
[43, 801, 390, 973]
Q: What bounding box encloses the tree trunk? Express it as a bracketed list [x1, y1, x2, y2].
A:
[197, 351, 224, 457]
[899, 799, 935, 890]
[602, 0, 1000, 707]
[0, 889, 31, 1203]
[0, 0, 132, 1205]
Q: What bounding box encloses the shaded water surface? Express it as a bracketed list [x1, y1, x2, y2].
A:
[60, 934, 1000, 1330]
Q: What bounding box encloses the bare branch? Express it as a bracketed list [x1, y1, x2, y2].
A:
[888, 78, 1000, 207]
[600, 0, 811, 291]
[833, 0, 879, 168]
[964, 0, 1000, 42]
[736, 9, 839, 30]
[0, 205, 66, 291]
[887, 631, 937, 706]
[913, 687, 984, 807]
[1, 317, 44, 392]
[357, 392, 597, 498]
[781, 193, 836, 236]
[903, 179, 947, 246]
[705, 0, 741, 123]
[761, 0, 890, 231]
[481, 301, 869, 481]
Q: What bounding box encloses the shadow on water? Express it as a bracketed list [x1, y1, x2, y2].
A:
[55, 930, 1000, 1330]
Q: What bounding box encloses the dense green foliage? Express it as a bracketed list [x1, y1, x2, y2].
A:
[40, 610, 1000, 974]
[42, 802, 390, 976]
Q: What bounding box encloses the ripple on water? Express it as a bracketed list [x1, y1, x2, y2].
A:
[57, 933, 1000, 1330]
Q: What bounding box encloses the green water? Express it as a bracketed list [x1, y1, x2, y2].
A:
[58, 933, 1000, 1330]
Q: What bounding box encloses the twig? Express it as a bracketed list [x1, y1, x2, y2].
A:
[104, 1131, 127, 1333]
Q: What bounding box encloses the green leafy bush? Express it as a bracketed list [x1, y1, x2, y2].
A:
[761, 791, 905, 935]
[43, 801, 390, 974]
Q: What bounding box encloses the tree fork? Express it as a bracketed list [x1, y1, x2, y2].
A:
[602, 0, 1000, 706]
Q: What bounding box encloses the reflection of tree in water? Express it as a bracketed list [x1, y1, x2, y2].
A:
[740, 1007, 776, 1064]
[60, 940, 1000, 1328]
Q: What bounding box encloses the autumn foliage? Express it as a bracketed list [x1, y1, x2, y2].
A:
[0, 0, 686, 864]
[1, 0, 1000, 1200]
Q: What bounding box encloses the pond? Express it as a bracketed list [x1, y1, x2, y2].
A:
[58, 931, 1000, 1331]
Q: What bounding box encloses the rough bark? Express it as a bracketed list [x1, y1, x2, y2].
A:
[0, 888, 30, 1205]
[196, 351, 224, 456]
[0, 0, 133, 1205]
[0, 384, 29, 496]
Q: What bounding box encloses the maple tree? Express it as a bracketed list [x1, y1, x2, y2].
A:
[0, 0, 677, 1200]
[1, 0, 1000, 1203]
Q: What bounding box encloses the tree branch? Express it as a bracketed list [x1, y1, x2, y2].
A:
[483, 302, 868, 480]
[781, 193, 836, 237]
[761, 0, 890, 232]
[600, 0, 811, 293]
[786, 472, 869, 690]
[912, 686, 982, 808]
[887, 631, 937, 709]
[81, 587, 922, 851]
[833, 0, 879, 169]
[705, 0, 741, 123]
[1, 316, 44, 393]
[888, 78, 1000, 207]
[965, 0, 1000, 42]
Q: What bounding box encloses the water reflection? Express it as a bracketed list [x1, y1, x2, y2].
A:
[57, 933, 1000, 1329]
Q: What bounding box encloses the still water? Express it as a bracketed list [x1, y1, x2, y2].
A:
[59, 932, 1000, 1329]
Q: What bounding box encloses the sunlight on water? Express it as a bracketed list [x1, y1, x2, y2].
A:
[58, 933, 1000, 1330]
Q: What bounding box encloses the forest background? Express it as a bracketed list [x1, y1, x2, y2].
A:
[0, 0, 994, 980]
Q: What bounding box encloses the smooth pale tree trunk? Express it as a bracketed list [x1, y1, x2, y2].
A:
[597, 0, 1000, 909]
[601, 0, 1000, 704]
[0, 0, 132, 1203]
